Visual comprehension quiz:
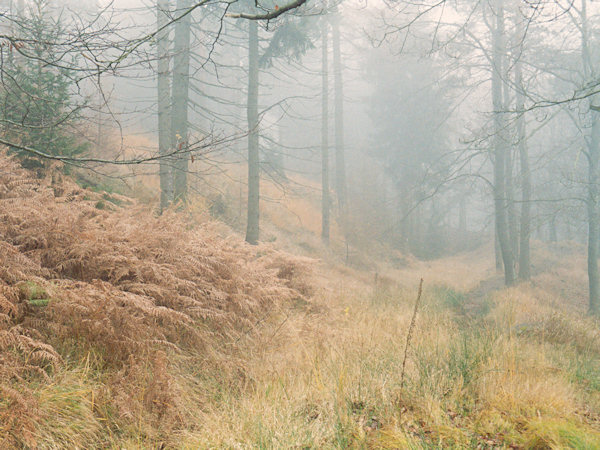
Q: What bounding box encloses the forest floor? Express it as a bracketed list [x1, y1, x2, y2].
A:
[187, 243, 600, 448]
[1, 154, 600, 448]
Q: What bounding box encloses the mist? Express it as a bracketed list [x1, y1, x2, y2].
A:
[1, 0, 600, 447]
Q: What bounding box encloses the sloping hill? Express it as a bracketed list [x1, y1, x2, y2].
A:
[2, 152, 600, 448]
[0, 153, 313, 447]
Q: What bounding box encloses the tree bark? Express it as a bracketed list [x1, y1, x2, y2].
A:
[515, 57, 531, 280]
[495, 224, 503, 272]
[459, 195, 467, 240]
[502, 63, 519, 261]
[245, 20, 260, 245]
[550, 215, 558, 242]
[331, 9, 346, 211]
[588, 115, 600, 314]
[506, 142, 519, 258]
[171, 0, 191, 205]
[157, 0, 172, 213]
[581, 0, 600, 314]
[321, 15, 330, 244]
[491, 0, 516, 285]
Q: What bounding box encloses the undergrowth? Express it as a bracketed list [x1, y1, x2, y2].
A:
[1, 152, 599, 448]
[0, 153, 313, 447]
[179, 272, 600, 448]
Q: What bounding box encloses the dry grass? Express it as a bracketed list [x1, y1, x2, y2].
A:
[1, 151, 599, 448]
[0, 152, 312, 448]
[176, 247, 600, 449]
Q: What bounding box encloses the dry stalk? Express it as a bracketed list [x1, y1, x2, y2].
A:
[400, 278, 423, 389]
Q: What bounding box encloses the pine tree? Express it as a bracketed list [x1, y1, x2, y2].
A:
[0, 0, 88, 162]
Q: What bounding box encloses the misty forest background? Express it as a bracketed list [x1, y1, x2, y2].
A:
[3, 0, 600, 304]
[2, 0, 600, 447]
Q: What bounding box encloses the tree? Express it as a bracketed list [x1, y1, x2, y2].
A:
[171, 0, 192, 205]
[579, 0, 600, 314]
[157, 0, 172, 212]
[366, 47, 453, 257]
[514, 11, 531, 281]
[331, 6, 346, 211]
[246, 19, 260, 244]
[241, 9, 314, 245]
[490, 0, 516, 285]
[321, 10, 330, 244]
[0, 0, 88, 163]
[0, 0, 309, 171]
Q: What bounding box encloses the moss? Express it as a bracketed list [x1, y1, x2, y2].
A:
[524, 418, 600, 449]
[29, 298, 50, 307]
[18, 281, 47, 299]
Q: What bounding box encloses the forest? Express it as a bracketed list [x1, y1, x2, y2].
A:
[1, 0, 600, 447]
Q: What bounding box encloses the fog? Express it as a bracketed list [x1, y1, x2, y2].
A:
[2, 0, 600, 303]
[5, 0, 600, 446]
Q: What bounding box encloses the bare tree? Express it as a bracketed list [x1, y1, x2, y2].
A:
[157, 0, 172, 212]
[514, 12, 531, 281]
[491, 0, 515, 285]
[579, 0, 600, 314]
[321, 11, 330, 244]
[246, 19, 260, 244]
[171, 0, 192, 205]
[331, 6, 346, 211]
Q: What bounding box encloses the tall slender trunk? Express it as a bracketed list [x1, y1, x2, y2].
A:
[14, 0, 24, 65]
[549, 216, 558, 242]
[96, 91, 103, 153]
[157, 0, 172, 212]
[515, 56, 531, 280]
[581, 0, 600, 314]
[495, 225, 503, 271]
[245, 20, 260, 245]
[171, 0, 191, 205]
[321, 16, 330, 244]
[506, 141, 519, 258]
[588, 116, 600, 314]
[502, 63, 518, 261]
[459, 196, 467, 240]
[331, 10, 346, 210]
[492, 0, 516, 285]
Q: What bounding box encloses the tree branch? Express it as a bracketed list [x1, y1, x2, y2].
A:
[226, 0, 308, 20]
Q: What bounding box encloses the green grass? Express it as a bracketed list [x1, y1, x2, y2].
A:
[18, 281, 52, 307]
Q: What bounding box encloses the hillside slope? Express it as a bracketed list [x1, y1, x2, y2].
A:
[186, 245, 600, 448]
[1, 153, 600, 449]
[0, 154, 312, 448]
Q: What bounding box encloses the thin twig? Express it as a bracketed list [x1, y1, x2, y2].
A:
[400, 278, 424, 389]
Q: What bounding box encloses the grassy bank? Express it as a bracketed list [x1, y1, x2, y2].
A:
[179, 257, 600, 448]
[1, 153, 599, 448]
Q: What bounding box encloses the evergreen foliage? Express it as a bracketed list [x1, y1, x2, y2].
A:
[0, 0, 88, 161]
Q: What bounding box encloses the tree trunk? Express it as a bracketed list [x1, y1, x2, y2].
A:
[549, 215, 558, 242]
[14, 0, 24, 65]
[581, 0, 600, 314]
[514, 46, 531, 280]
[331, 9, 346, 211]
[171, 0, 191, 205]
[491, 0, 516, 285]
[459, 195, 467, 240]
[502, 63, 519, 261]
[506, 144, 519, 258]
[588, 115, 600, 314]
[495, 224, 503, 272]
[245, 20, 260, 245]
[321, 16, 330, 244]
[157, 0, 172, 213]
